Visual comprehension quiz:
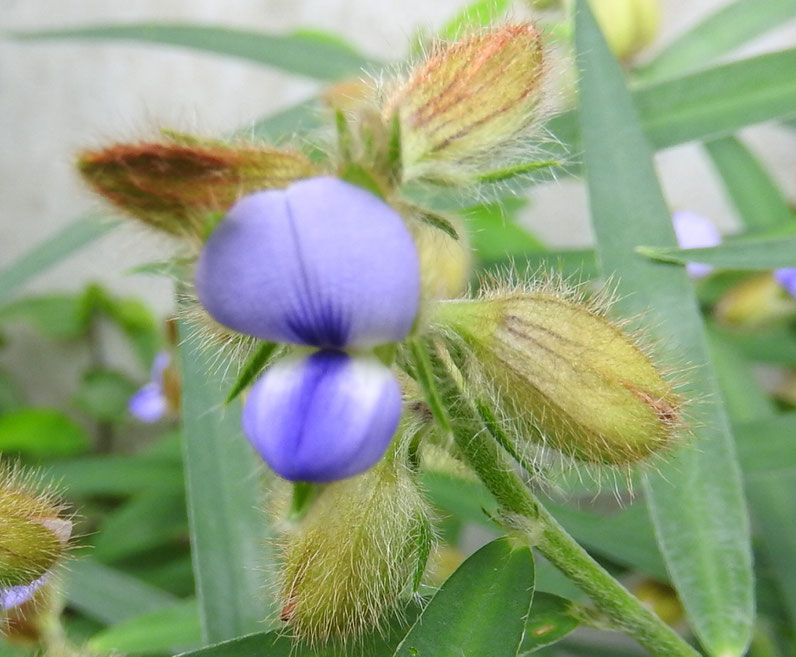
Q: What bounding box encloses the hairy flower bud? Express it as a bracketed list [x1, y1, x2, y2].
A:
[0, 466, 71, 610]
[715, 273, 796, 328]
[434, 289, 682, 465]
[407, 211, 471, 301]
[278, 460, 432, 644]
[588, 0, 660, 61]
[383, 24, 544, 182]
[77, 138, 315, 237]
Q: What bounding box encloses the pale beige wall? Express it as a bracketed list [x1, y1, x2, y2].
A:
[1, 0, 795, 405]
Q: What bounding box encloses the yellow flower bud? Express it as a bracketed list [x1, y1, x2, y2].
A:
[714, 273, 796, 328]
[383, 24, 545, 183]
[588, 0, 660, 61]
[407, 210, 472, 301]
[434, 286, 682, 465]
[0, 466, 71, 593]
[278, 459, 432, 645]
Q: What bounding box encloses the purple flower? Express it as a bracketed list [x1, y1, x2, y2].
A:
[774, 268, 796, 298]
[128, 351, 170, 423]
[195, 177, 420, 349]
[0, 575, 47, 611]
[242, 350, 402, 482]
[672, 211, 722, 279]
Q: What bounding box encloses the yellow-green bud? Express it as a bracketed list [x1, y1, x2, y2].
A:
[714, 273, 796, 328]
[434, 288, 682, 465]
[587, 0, 660, 61]
[0, 467, 71, 592]
[407, 211, 472, 301]
[278, 460, 432, 645]
[77, 137, 316, 238]
[383, 24, 544, 183]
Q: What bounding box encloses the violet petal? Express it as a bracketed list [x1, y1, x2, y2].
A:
[0, 575, 47, 611]
[242, 350, 401, 482]
[195, 177, 420, 349]
[128, 383, 167, 423]
[672, 211, 721, 279]
[774, 268, 796, 299]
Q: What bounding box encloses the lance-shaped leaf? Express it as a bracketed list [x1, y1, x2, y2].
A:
[637, 235, 796, 269]
[575, 2, 754, 656]
[9, 23, 372, 81]
[177, 321, 275, 642]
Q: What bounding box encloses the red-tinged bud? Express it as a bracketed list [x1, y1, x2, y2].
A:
[77, 137, 316, 238]
[383, 24, 545, 183]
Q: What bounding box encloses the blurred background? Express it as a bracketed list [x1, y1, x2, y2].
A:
[2, 0, 796, 403]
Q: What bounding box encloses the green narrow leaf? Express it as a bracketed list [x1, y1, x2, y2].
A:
[177, 320, 275, 643]
[439, 0, 511, 40]
[575, 3, 754, 656]
[519, 592, 580, 655]
[0, 408, 89, 457]
[225, 341, 278, 404]
[173, 602, 424, 657]
[734, 413, 796, 475]
[393, 538, 534, 657]
[46, 454, 183, 497]
[636, 235, 796, 269]
[704, 136, 795, 232]
[459, 199, 545, 261]
[0, 294, 89, 339]
[547, 48, 796, 170]
[65, 559, 179, 625]
[412, 515, 433, 592]
[637, 0, 796, 82]
[93, 488, 187, 562]
[88, 599, 202, 655]
[0, 214, 119, 304]
[709, 332, 796, 629]
[10, 24, 373, 81]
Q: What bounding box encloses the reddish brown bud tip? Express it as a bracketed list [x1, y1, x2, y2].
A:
[77, 138, 316, 237]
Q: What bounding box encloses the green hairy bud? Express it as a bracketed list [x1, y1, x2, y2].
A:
[0, 464, 71, 591]
[278, 459, 432, 645]
[383, 24, 545, 183]
[433, 284, 682, 465]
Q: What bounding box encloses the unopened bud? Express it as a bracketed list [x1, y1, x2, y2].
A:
[383, 24, 544, 183]
[278, 459, 432, 644]
[0, 467, 71, 600]
[406, 209, 471, 301]
[77, 138, 315, 238]
[434, 288, 682, 465]
[588, 0, 660, 61]
[715, 273, 796, 328]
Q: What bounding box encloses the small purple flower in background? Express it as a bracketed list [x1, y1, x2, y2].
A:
[243, 350, 402, 482]
[195, 177, 420, 349]
[0, 575, 47, 611]
[671, 210, 722, 279]
[195, 177, 421, 482]
[774, 268, 796, 299]
[128, 351, 171, 423]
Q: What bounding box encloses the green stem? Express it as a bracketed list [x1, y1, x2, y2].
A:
[410, 341, 701, 657]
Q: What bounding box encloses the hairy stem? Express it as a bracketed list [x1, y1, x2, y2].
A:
[410, 340, 701, 657]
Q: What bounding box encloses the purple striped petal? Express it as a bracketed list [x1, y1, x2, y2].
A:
[774, 268, 796, 299]
[0, 575, 47, 611]
[672, 211, 722, 279]
[242, 350, 401, 482]
[195, 177, 420, 349]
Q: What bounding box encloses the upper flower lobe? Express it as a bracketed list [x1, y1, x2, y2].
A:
[195, 177, 420, 349]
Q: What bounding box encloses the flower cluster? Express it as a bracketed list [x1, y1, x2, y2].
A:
[196, 177, 420, 481]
